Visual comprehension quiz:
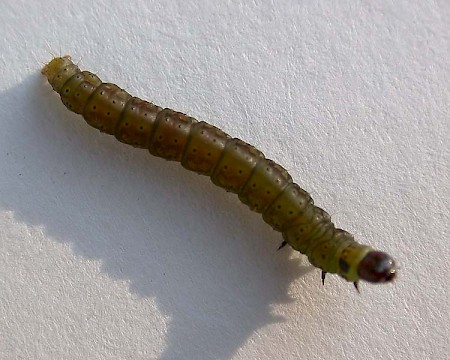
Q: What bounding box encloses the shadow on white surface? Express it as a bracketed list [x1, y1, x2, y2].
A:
[0, 73, 314, 359]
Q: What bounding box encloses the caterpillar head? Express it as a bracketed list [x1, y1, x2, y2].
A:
[358, 251, 397, 283]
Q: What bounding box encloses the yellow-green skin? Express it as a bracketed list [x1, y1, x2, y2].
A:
[42, 56, 373, 283]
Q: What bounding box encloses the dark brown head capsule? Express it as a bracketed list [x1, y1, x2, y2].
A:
[357, 251, 397, 283]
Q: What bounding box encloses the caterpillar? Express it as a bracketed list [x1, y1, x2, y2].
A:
[42, 55, 397, 290]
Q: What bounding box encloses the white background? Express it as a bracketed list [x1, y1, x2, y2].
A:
[0, 1, 448, 359]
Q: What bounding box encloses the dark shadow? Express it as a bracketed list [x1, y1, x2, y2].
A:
[0, 73, 312, 359]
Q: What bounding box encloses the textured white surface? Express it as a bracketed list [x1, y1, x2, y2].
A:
[0, 1, 449, 359]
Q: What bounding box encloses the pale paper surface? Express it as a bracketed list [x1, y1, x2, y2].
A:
[0, 1, 449, 359]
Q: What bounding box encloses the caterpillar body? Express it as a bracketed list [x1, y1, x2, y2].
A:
[42, 56, 397, 289]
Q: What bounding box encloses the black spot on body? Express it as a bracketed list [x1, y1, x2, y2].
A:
[339, 258, 350, 272]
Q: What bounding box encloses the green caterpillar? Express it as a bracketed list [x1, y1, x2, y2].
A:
[42, 55, 397, 290]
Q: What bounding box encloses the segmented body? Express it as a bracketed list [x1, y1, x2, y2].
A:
[42, 56, 397, 287]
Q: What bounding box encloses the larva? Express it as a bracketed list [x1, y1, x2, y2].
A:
[42, 55, 397, 290]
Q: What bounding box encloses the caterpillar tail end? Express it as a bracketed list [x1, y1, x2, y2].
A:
[41, 55, 71, 76]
